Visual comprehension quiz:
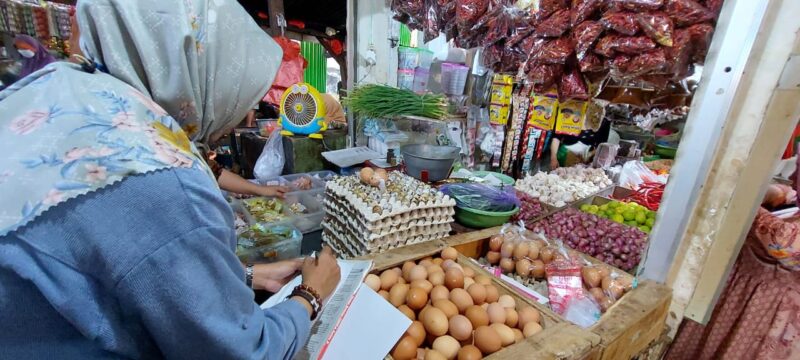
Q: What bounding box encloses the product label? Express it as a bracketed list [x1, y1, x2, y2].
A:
[528, 92, 559, 131]
[555, 100, 588, 136]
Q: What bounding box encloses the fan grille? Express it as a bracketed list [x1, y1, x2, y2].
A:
[284, 93, 317, 126]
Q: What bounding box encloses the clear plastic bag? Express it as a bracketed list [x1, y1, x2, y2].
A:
[253, 128, 285, 181]
[439, 183, 521, 212]
[533, 37, 574, 64]
[571, 0, 603, 26]
[637, 12, 674, 47]
[600, 12, 640, 36]
[534, 8, 571, 37]
[559, 67, 590, 101]
[618, 160, 668, 190]
[563, 295, 602, 327]
[624, 48, 667, 77]
[665, 0, 715, 26]
[606, 0, 664, 11]
[573, 20, 604, 60]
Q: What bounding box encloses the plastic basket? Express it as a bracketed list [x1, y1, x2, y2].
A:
[398, 46, 419, 70]
[441, 62, 470, 95]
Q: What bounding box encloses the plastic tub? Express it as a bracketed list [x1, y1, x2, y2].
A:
[397, 69, 415, 90]
[413, 68, 430, 94]
[398, 46, 419, 70]
[238, 197, 290, 224]
[441, 62, 470, 95]
[454, 206, 520, 229]
[417, 48, 434, 70]
[470, 171, 515, 186]
[236, 223, 303, 263]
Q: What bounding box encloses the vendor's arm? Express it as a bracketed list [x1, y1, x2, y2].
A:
[550, 138, 561, 169]
[115, 225, 311, 360]
[218, 168, 288, 198]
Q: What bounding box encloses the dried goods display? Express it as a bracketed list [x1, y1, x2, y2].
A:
[614, 182, 666, 211]
[510, 191, 548, 223]
[364, 249, 544, 359]
[530, 208, 647, 271]
[291, 176, 313, 191]
[479, 225, 634, 313]
[580, 200, 656, 233]
[322, 172, 456, 257]
[515, 166, 613, 207]
[243, 198, 287, 223]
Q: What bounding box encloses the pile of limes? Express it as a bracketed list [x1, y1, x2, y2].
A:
[580, 200, 656, 233]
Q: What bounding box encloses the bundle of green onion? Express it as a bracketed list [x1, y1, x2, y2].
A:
[342, 84, 449, 120]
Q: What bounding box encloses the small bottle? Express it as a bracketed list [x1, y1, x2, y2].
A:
[387, 149, 396, 166]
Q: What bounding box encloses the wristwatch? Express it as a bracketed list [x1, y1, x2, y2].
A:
[245, 264, 254, 289]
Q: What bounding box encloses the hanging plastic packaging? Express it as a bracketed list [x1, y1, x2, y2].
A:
[533, 0, 569, 24]
[606, 0, 664, 11]
[664, 0, 715, 27]
[533, 37, 574, 64]
[600, 12, 640, 36]
[573, 21, 604, 60]
[571, 0, 602, 26]
[534, 9, 572, 37]
[664, 28, 693, 79]
[254, 128, 286, 181]
[439, 183, 521, 212]
[595, 35, 656, 56]
[579, 53, 606, 73]
[636, 12, 674, 47]
[688, 22, 715, 63]
[263, 37, 307, 105]
[624, 48, 667, 77]
[559, 68, 590, 101]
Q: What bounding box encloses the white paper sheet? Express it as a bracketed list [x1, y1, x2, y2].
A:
[321, 147, 382, 168]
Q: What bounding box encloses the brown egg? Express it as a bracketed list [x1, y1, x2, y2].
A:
[530, 260, 546, 279]
[398, 305, 416, 321]
[409, 265, 429, 282]
[432, 336, 461, 360]
[381, 270, 399, 291]
[463, 277, 475, 289]
[457, 345, 483, 360]
[397, 277, 407, 285]
[445, 268, 465, 290]
[500, 243, 515, 258]
[458, 333, 474, 348]
[589, 287, 606, 304]
[480, 303, 489, 310]
[475, 275, 492, 285]
[411, 279, 434, 294]
[441, 259, 456, 270]
[422, 307, 449, 336]
[467, 283, 487, 305]
[484, 285, 500, 303]
[392, 335, 418, 360]
[539, 247, 555, 263]
[597, 266, 611, 279]
[465, 305, 490, 328]
[449, 314, 473, 341]
[433, 258, 444, 266]
[462, 267, 475, 278]
[433, 299, 459, 319]
[603, 277, 625, 300]
[513, 243, 530, 261]
[489, 236, 503, 252]
[486, 251, 501, 265]
[374, 168, 388, 180]
[429, 271, 446, 287]
[600, 297, 616, 312]
[389, 283, 410, 307]
[406, 321, 426, 346]
[490, 323, 515, 346]
[449, 288, 474, 313]
[407, 287, 429, 310]
[523, 322, 543, 337]
[378, 290, 390, 301]
[487, 303, 506, 324]
[402, 261, 417, 280]
[474, 326, 502, 355]
[360, 167, 374, 184]
[441, 247, 458, 261]
[498, 295, 515, 309]
[517, 307, 540, 329]
[424, 349, 448, 360]
[427, 264, 445, 274]
[499, 258, 515, 274]
[431, 285, 450, 302]
[392, 267, 403, 276]
[515, 259, 532, 277]
[365, 274, 381, 291]
[512, 328, 524, 343]
[505, 308, 519, 328]
[527, 243, 540, 260]
[582, 267, 602, 288]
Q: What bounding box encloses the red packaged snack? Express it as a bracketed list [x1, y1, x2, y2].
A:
[545, 257, 585, 315]
[422, 0, 441, 43]
[573, 21, 604, 60]
[571, 0, 602, 26]
[637, 13, 674, 47]
[534, 0, 569, 24]
[687, 22, 714, 63]
[579, 53, 606, 72]
[527, 63, 564, 88]
[704, 0, 724, 14]
[625, 48, 667, 76]
[456, 0, 490, 27]
[559, 67, 590, 100]
[606, 0, 664, 11]
[608, 54, 632, 76]
[664, 0, 715, 27]
[664, 29, 693, 79]
[534, 37, 575, 64]
[535, 9, 572, 37]
[600, 12, 640, 36]
[595, 35, 656, 56]
[595, 34, 620, 57]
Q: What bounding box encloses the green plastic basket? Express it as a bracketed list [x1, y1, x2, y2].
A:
[471, 171, 516, 186]
[654, 144, 678, 159]
[454, 206, 520, 229]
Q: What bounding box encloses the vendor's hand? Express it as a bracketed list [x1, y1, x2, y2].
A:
[550, 157, 560, 170]
[301, 246, 340, 300]
[256, 185, 289, 199]
[252, 259, 303, 292]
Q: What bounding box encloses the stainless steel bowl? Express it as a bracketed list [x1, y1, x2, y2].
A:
[401, 144, 460, 182]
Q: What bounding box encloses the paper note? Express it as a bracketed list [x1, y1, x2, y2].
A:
[321, 147, 382, 168]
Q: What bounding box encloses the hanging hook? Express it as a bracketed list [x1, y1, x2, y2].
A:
[276, 13, 287, 37]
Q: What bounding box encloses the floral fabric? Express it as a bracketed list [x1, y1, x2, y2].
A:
[0, 62, 212, 236]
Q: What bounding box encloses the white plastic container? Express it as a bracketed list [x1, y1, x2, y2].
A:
[441, 62, 470, 95]
[397, 69, 415, 90]
[413, 68, 430, 94]
[398, 46, 419, 70]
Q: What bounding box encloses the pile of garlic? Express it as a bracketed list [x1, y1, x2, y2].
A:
[515, 166, 612, 207]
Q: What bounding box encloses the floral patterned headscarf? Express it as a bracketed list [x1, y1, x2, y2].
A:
[77, 0, 282, 143]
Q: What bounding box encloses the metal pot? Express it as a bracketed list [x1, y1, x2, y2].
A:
[401, 144, 460, 182]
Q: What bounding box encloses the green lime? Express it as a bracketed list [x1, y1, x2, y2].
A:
[623, 211, 635, 221]
[612, 214, 625, 223]
[581, 204, 591, 212]
[600, 204, 609, 212]
[646, 218, 655, 227]
[589, 205, 599, 213]
[639, 225, 651, 233]
[647, 211, 656, 219]
[635, 212, 647, 224]
[616, 207, 625, 214]
[626, 221, 638, 227]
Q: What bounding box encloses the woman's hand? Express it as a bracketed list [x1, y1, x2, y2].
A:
[256, 185, 289, 199]
[301, 246, 341, 300]
[251, 259, 303, 292]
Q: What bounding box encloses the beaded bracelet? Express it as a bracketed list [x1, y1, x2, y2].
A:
[289, 284, 322, 320]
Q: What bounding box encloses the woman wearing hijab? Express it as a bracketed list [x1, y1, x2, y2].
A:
[0, 0, 340, 359]
[13, 34, 56, 79]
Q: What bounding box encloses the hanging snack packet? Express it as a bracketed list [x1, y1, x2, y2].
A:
[571, 0, 603, 27]
[624, 48, 667, 77]
[664, 0, 715, 27]
[606, 0, 664, 11]
[558, 68, 590, 101]
[573, 21, 604, 60]
[555, 99, 588, 135]
[664, 29, 693, 79]
[636, 12, 674, 47]
[527, 63, 564, 90]
[600, 12, 640, 36]
[579, 53, 606, 73]
[534, 9, 572, 37]
[529, 91, 560, 131]
[687, 22, 715, 63]
[534, 37, 574, 64]
[596, 35, 657, 56]
[533, 0, 569, 24]
[704, 0, 724, 14]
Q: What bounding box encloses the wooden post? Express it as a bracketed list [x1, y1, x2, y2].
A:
[664, 0, 800, 334]
[267, 0, 285, 37]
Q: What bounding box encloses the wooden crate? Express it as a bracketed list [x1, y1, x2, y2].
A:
[444, 228, 672, 360]
[364, 240, 601, 360]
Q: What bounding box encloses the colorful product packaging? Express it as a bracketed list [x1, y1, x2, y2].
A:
[555, 100, 589, 136]
[528, 91, 560, 131]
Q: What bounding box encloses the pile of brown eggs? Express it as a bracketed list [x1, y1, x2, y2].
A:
[485, 234, 634, 312]
[364, 247, 544, 360]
